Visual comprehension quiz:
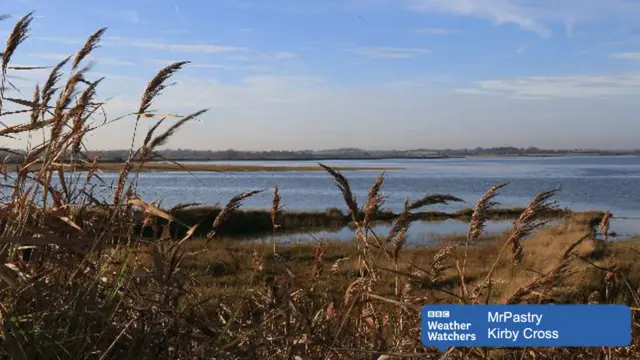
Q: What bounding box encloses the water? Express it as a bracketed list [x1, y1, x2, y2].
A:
[246, 219, 517, 246]
[89, 156, 640, 211]
[47, 155, 640, 236]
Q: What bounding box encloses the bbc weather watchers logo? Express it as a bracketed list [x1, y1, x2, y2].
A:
[421, 305, 631, 351]
[427, 310, 450, 319]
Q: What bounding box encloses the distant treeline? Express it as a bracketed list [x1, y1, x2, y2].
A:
[1, 146, 638, 163]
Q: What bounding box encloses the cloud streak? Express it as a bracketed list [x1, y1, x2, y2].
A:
[412, 27, 456, 35]
[516, 43, 528, 54]
[86, 8, 141, 24]
[104, 37, 247, 53]
[611, 52, 640, 60]
[230, 52, 298, 61]
[29, 52, 136, 66]
[147, 58, 267, 71]
[5, 67, 640, 150]
[354, 46, 430, 59]
[36, 36, 246, 54]
[404, 0, 551, 37]
[398, 0, 640, 37]
[457, 73, 640, 99]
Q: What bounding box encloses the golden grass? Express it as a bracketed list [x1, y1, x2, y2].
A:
[177, 222, 612, 303]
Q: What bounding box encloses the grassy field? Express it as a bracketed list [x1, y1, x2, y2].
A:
[0, 13, 638, 359]
[180, 221, 637, 306]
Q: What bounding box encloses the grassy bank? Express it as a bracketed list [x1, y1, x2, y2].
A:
[179, 221, 630, 304]
[102, 204, 600, 239]
[136, 219, 640, 358]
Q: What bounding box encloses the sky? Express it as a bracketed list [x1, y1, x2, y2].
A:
[2, 0, 640, 150]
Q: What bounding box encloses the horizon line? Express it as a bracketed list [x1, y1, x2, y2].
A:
[66, 147, 640, 153]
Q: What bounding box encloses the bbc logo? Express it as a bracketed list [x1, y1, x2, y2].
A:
[427, 310, 450, 318]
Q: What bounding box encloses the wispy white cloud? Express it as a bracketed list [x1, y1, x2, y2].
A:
[399, 0, 640, 38]
[79, 73, 640, 150]
[354, 46, 430, 59]
[405, 0, 551, 37]
[73, 1, 640, 40]
[86, 9, 141, 24]
[516, 43, 528, 53]
[457, 73, 640, 99]
[86, 72, 144, 82]
[36, 36, 247, 54]
[147, 58, 267, 71]
[144, 0, 640, 39]
[157, 29, 190, 35]
[123, 10, 140, 24]
[603, 40, 634, 47]
[34, 36, 82, 45]
[611, 52, 640, 60]
[5, 67, 640, 150]
[95, 74, 327, 115]
[88, 57, 137, 66]
[29, 52, 136, 66]
[104, 36, 247, 54]
[412, 27, 456, 35]
[230, 52, 298, 61]
[28, 52, 70, 61]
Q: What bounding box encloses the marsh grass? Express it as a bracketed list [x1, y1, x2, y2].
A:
[0, 12, 638, 360]
[128, 205, 585, 240]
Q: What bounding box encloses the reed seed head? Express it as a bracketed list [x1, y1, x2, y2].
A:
[600, 211, 611, 241]
[363, 172, 385, 229]
[507, 189, 559, 266]
[385, 200, 410, 245]
[72, 27, 107, 70]
[138, 61, 189, 116]
[271, 186, 281, 232]
[468, 183, 507, 243]
[319, 163, 358, 222]
[207, 189, 264, 240]
[313, 243, 324, 278]
[408, 194, 464, 211]
[2, 12, 32, 74]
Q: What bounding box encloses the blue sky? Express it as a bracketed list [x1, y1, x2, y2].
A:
[2, 0, 640, 150]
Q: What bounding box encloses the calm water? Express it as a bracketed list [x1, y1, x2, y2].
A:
[59, 155, 640, 237]
[246, 219, 518, 246]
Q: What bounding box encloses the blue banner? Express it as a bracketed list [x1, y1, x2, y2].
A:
[421, 304, 631, 351]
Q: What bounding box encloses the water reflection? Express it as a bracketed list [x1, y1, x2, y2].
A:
[246, 219, 516, 246]
[245, 217, 639, 246]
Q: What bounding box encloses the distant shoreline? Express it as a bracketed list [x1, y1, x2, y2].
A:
[168, 155, 463, 162]
[51, 153, 637, 173]
[14, 162, 403, 173]
[161, 153, 636, 163]
[2, 150, 637, 165]
[6, 153, 638, 171]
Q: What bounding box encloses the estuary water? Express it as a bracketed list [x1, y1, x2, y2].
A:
[82, 155, 640, 241]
